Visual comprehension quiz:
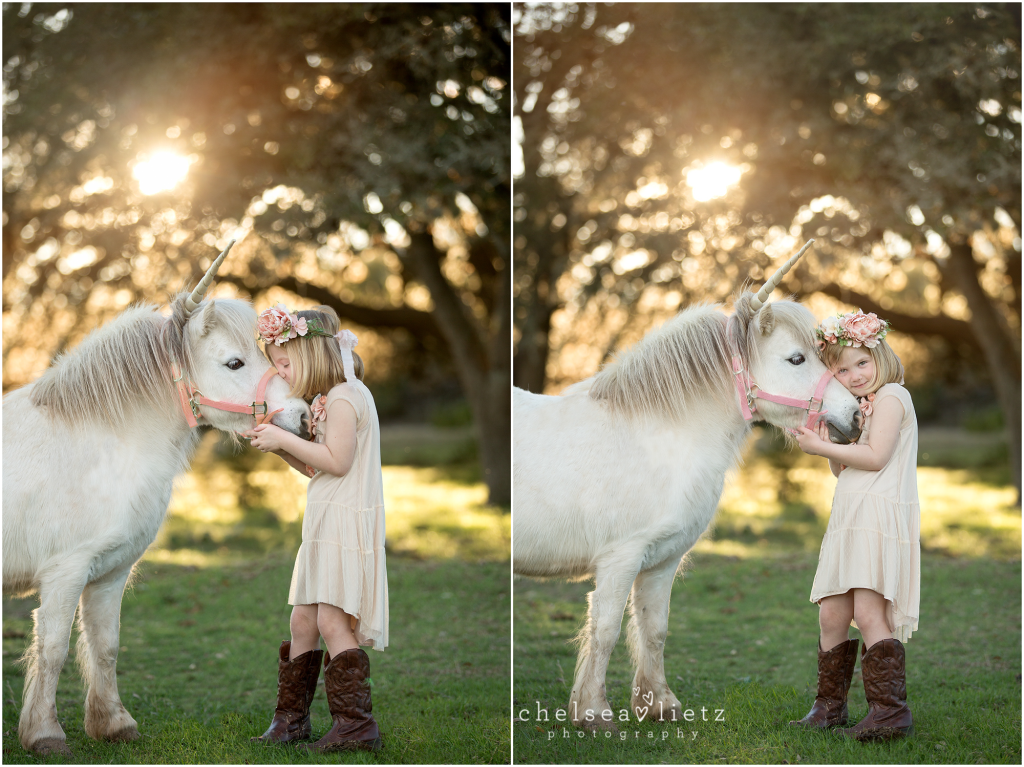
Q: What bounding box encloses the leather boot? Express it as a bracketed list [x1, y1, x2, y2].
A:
[302, 648, 383, 752]
[252, 640, 324, 743]
[789, 638, 859, 728]
[844, 638, 913, 741]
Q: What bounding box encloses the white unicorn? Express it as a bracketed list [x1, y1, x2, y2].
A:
[2, 243, 311, 755]
[513, 243, 863, 728]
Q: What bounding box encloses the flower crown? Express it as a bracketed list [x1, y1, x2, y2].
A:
[816, 310, 890, 349]
[257, 304, 333, 346]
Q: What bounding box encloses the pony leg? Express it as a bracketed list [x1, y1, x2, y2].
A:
[569, 561, 640, 729]
[77, 565, 140, 742]
[627, 555, 684, 722]
[18, 567, 89, 755]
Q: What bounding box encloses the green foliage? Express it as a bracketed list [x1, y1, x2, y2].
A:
[430, 399, 475, 428]
[961, 405, 1005, 433]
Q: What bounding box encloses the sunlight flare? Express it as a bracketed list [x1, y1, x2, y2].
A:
[686, 161, 744, 202]
[132, 151, 193, 195]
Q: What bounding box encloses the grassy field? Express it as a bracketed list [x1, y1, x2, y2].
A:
[513, 427, 1021, 764]
[3, 428, 511, 764]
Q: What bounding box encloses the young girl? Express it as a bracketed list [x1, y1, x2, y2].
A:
[789, 310, 917, 742]
[245, 304, 387, 752]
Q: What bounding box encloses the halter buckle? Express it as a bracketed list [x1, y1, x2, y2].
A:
[187, 389, 204, 420]
[250, 402, 268, 418]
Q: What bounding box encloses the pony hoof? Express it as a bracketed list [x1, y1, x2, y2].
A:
[107, 725, 140, 742]
[30, 737, 72, 756]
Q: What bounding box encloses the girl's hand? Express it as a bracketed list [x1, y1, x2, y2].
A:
[794, 426, 828, 456]
[242, 423, 287, 453]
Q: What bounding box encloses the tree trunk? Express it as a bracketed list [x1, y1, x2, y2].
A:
[404, 230, 510, 506]
[945, 242, 1022, 505]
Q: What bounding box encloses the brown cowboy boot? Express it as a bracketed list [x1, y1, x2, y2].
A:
[302, 648, 383, 752]
[789, 638, 859, 728]
[844, 638, 913, 741]
[252, 641, 324, 743]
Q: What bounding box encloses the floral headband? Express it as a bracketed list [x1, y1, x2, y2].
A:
[257, 304, 333, 346]
[817, 310, 890, 349]
[257, 305, 358, 381]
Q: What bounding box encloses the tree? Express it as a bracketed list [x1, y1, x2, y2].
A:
[513, 2, 1020, 500]
[3, 3, 511, 504]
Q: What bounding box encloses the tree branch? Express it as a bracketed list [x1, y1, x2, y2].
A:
[216, 274, 444, 347]
[810, 283, 975, 346]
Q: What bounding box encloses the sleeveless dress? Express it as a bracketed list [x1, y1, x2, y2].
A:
[288, 380, 389, 650]
[809, 383, 921, 642]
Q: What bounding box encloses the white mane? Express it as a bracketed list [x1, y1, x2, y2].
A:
[29, 295, 259, 430]
[588, 303, 733, 422]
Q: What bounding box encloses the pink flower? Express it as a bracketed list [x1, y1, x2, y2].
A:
[858, 392, 875, 417]
[257, 304, 310, 345]
[817, 315, 842, 345]
[841, 311, 887, 348]
[257, 305, 291, 345]
[310, 394, 327, 437]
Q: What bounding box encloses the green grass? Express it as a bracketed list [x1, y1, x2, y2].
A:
[513, 552, 1020, 764]
[513, 431, 1021, 764]
[3, 430, 510, 763]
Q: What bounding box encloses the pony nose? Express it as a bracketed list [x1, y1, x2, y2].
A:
[300, 412, 311, 440]
[854, 410, 863, 430]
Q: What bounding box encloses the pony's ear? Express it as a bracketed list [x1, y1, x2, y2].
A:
[756, 303, 775, 335]
[197, 300, 218, 337]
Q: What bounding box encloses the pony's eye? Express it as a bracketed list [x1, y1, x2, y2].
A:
[226, 359, 244, 371]
[788, 354, 805, 365]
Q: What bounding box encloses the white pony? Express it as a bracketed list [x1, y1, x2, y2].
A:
[2, 244, 311, 755]
[513, 246, 863, 728]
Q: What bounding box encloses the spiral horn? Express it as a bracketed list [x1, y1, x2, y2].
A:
[184, 239, 236, 316]
[748, 239, 815, 312]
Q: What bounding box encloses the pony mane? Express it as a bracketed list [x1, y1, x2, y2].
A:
[31, 295, 259, 430]
[588, 303, 734, 422]
[31, 304, 175, 430]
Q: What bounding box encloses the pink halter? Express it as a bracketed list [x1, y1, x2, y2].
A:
[728, 333, 832, 431]
[172, 364, 282, 429]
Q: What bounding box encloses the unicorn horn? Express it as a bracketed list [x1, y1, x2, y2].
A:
[184, 239, 236, 315]
[748, 239, 815, 311]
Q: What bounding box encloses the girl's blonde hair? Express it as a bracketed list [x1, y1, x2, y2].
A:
[263, 305, 364, 399]
[818, 338, 904, 394]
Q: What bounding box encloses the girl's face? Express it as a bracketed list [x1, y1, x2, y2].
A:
[268, 344, 294, 386]
[832, 346, 875, 395]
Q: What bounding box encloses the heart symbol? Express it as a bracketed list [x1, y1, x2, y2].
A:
[635, 705, 649, 722]
[642, 691, 654, 706]
[632, 686, 641, 698]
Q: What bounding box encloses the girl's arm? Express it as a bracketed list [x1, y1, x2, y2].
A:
[794, 395, 904, 471]
[245, 399, 358, 477]
[812, 422, 844, 477]
[273, 449, 316, 478]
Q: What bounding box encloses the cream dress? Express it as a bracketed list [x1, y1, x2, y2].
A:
[809, 383, 920, 642]
[288, 380, 389, 650]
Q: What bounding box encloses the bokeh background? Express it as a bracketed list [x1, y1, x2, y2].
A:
[513, 2, 1020, 499]
[512, 4, 1020, 763]
[3, 4, 510, 763]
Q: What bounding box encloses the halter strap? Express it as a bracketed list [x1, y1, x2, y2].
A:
[172, 364, 281, 428]
[728, 328, 833, 431]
